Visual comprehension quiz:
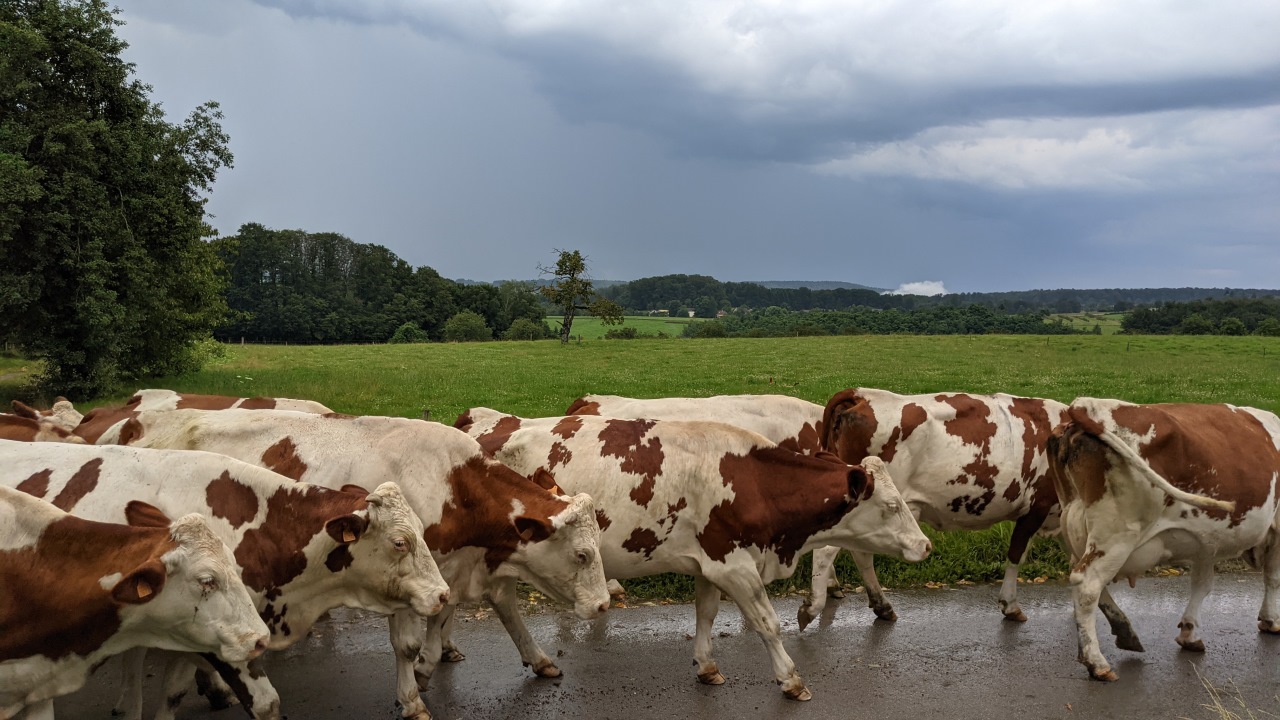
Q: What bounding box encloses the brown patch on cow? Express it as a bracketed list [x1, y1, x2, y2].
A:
[565, 397, 601, 415]
[1048, 426, 1112, 507]
[552, 415, 584, 440]
[452, 411, 475, 430]
[1073, 544, 1106, 574]
[325, 546, 354, 572]
[936, 395, 1000, 516]
[71, 395, 143, 443]
[779, 421, 824, 455]
[0, 414, 41, 442]
[547, 441, 573, 471]
[117, 418, 145, 446]
[598, 419, 665, 508]
[822, 390, 878, 462]
[174, 394, 241, 410]
[50, 458, 103, 512]
[0, 514, 178, 662]
[206, 471, 261, 529]
[16, 469, 53, 498]
[879, 403, 928, 463]
[474, 415, 523, 456]
[261, 437, 309, 481]
[595, 509, 612, 531]
[1109, 404, 1280, 527]
[421, 456, 571, 572]
[621, 528, 661, 559]
[321, 412, 356, 420]
[235, 484, 367, 595]
[237, 397, 278, 410]
[698, 447, 855, 566]
[657, 498, 688, 529]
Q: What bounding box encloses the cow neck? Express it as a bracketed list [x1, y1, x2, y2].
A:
[425, 456, 569, 571]
[701, 447, 854, 567]
[0, 516, 177, 662]
[74, 395, 142, 443]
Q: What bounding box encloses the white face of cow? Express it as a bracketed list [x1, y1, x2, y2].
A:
[125, 515, 268, 663]
[340, 482, 450, 618]
[833, 458, 932, 562]
[510, 493, 610, 620]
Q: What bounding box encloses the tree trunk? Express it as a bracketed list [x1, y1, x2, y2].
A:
[560, 306, 575, 344]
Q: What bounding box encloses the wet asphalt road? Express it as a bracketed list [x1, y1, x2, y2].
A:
[58, 576, 1280, 719]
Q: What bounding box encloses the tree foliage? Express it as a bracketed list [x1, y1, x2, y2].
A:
[538, 249, 622, 343]
[1, 0, 231, 396]
[388, 322, 429, 344]
[1121, 298, 1280, 336]
[442, 310, 491, 342]
[684, 305, 1077, 338]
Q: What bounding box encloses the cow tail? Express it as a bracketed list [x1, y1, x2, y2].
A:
[821, 389, 862, 452]
[1090, 427, 1236, 513]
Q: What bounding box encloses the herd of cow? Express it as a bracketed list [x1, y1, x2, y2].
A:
[2, 385, 1278, 719]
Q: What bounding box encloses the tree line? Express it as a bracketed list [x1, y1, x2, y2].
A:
[681, 305, 1078, 339]
[1120, 298, 1280, 336]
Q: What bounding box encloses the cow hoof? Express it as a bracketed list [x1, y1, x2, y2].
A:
[1258, 620, 1280, 635]
[828, 588, 845, 599]
[797, 604, 815, 631]
[1003, 610, 1028, 623]
[781, 681, 812, 701]
[1177, 638, 1206, 653]
[527, 659, 562, 678]
[1089, 668, 1118, 682]
[440, 648, 465, 663]
[697, 664, 726, 685]
[872, 606, 898, 622]
[1115, 634, 1145, 653]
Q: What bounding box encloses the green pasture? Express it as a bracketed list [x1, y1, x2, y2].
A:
[1053, 311, 1126, 335]
[548, 314, 703, 340]
[6, 333, 1278, 599]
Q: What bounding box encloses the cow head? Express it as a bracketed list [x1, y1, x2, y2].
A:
[126, 512, 269, 663]
[329, 482, 450, 620]
[501, 492, 610, 620]
[5, 402, 87, 444]
[830, 457, 931, 562]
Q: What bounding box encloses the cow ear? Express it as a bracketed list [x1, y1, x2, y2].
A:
[513, 515, 553, 543]
[11, 400, 38, 419]
[846, 466, 870, 501]
[125, 501, 171, 528]
[326, 514, 370, 544]
[529, 468, 563, 494]
[112, 560, 167, 605]
[339, 484, 368, 497]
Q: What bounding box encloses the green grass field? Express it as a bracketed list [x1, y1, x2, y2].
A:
[6, 333, 1278, 599]
[548, 314, 704, 339]
[1053, 311, 1127, 335]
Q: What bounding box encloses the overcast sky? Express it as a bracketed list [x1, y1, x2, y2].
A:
[111, 0, 1280, 293]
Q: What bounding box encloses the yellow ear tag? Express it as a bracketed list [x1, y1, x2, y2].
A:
[137, 579, 153, 599]
[342, 529, 356, 543]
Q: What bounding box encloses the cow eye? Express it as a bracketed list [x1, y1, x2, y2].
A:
[200, 577, 219, 592]
[392, 538, 409, 553]
[576, 551, 589, 566]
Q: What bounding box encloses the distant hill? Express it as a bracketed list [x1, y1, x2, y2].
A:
[750, 280, 889, 292]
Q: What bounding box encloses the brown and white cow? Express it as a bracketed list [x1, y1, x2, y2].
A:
[0, 483, 269, 720]
[815, 388, 1066, 627]
[566, 393, 825, 454]
[9, 399, 84, 435]
[101, 408, 609, 720]
[70, 389, 333, 444]
[456, 407, 931, 701]
[1, 439, 448, 720]
[1047, 398, 1279, 682]
[3, 402, 86, 444]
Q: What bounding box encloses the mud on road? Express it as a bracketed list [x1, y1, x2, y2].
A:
[59, 576, 1279, 719]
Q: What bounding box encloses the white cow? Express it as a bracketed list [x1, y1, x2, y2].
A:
[2, 440, 447, 720]
[0, 483, 268, 720]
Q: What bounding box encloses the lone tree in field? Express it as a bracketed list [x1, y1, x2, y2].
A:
[1, 0, 231, 396]
[538, 250, 623, 344]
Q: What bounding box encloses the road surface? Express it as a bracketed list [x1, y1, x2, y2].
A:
[57, 576, 1279, 719]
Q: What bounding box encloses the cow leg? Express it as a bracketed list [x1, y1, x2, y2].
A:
[113, 648, 146, 720]
[487, 575, 560, 677]
[1256, 531, 1280, 633]
[1098, 586, 1144, 652]
[1000, 510, 1048, 622]
[710, 570, 810, 701]
[798, 545, 839, 630]
[693, 575, 726, 685]
[388, 609, 432, 719]
[197, 654, 282, 720]
[1070, 544, 1132, 681]
[414, 606, 449, 691]
[20, 699, 54, 720]
[852, 550, 895, 621]
[193, 668, 238, 710]
[1176, 557, 1215, 653]
[438, 607, 465, 663]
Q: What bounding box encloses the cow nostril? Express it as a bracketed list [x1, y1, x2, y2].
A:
[252, 636, 269, 656]
[439, 591, 450, 606]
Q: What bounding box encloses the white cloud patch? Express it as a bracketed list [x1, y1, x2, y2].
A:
[887, 281, 948, 296]
[816, 105, 1280, 190]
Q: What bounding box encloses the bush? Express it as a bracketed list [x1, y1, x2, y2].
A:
[1254, 318, 1280, 337]
[443, 311, 492, 342]
[1176, 313, 1214, 335]
[604, 327, 640, 340]
[1218, 317, 1247, 336]
[388, 322, 429, 344]
[504, 318, 546, 341]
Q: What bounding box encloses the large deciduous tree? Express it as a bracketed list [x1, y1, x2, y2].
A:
[0, 0, 231, 396]
[538, 250, 622, 343]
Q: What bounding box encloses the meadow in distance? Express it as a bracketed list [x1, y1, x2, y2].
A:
[10, 331, 1277, 600]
